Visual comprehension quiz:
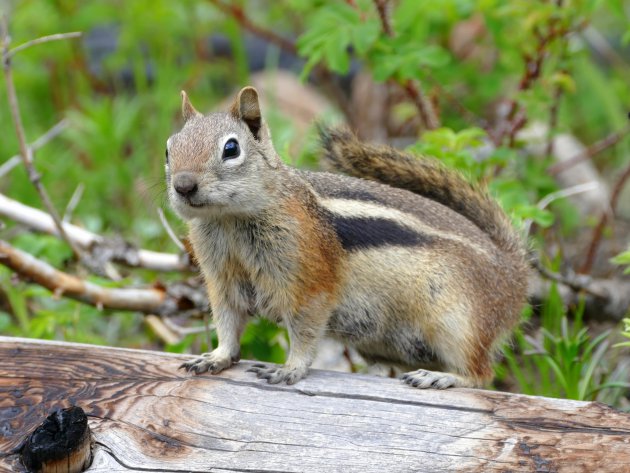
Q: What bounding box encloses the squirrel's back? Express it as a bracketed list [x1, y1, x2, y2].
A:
[319, 127, 527, 264]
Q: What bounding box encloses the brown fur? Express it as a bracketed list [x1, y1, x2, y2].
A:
[168, 87, 529, 389]
[284, 196, 343, 311]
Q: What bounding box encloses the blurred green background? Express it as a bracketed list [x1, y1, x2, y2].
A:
[1, 0, 630, 406]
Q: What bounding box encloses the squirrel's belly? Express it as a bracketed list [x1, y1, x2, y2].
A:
[326, 307, 439, 368]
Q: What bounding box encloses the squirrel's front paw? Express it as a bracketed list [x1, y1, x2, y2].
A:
[179, 351, 235, 375]
[247, 363, 307, 385]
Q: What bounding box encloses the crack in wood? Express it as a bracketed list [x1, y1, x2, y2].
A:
[96, 442, 294, 473]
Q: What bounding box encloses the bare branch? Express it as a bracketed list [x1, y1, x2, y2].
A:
[0, 193, 193, 272]
[0, 239, 165, 313]
[373, 0, 393, 37]
[7, 32, 82, 58]
[490, 7, 576, 147]
[548, 122, 630, 176]
[163, 318, 214, 336]
[401, 79, 440, 131]
[208, 0, 296, 55]
[0, 120, 68, 178]
[530, 271, 630, 322]
[2, 26, 83, 259]
[532, 259, 605, 297]
[545, 84, 563, 158]
[580, 159, 630, 274]
[144, 315, 181, 345]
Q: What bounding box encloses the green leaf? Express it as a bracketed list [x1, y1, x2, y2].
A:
[352, 21, 380, 55]
[513, 204, 555, 228]
[325, 33, 351, 73]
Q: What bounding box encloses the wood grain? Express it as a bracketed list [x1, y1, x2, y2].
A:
[1, 336, 629, 472]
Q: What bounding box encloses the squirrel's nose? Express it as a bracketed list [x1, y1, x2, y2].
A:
[173, 173, 198, 197]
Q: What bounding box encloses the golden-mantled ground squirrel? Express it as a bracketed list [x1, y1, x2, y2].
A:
[168, 86, 529, 389]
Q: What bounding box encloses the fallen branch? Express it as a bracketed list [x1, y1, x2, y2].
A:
[532, 259, 605, 297]
[0, 193, 192, 272]
[0, 239, 206, 316]
[144, 314, 181, 345]
[529, 271, 630, 322]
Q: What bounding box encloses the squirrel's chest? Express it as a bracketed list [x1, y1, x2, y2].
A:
[191, 220, 301, 315]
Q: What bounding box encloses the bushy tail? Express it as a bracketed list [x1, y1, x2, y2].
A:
[319, 126, 525, 259]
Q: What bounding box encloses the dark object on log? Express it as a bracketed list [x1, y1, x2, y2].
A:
[1, 336, 630, 472]
[20, 407, 91, 473]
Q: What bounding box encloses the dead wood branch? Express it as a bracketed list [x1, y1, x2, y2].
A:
[0, 239, 206, 316]
[530, 272, 630, 322]
[0, 193, 192, 272]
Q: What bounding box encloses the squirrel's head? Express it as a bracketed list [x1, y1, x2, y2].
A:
[166, 86, 282, 220]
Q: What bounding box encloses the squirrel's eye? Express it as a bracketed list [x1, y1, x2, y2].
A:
[165, 148, 169, 164]
[223, 138, 240, 160]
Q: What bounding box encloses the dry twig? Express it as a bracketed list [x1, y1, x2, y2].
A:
[580, 159, 630, 274]
[1, 22, 83, 259]
[545, 84, 563, 158]
[144, 315, 181, 345]
[208, 0, 296, 55]
[7, 31, 82, 58]
[548, 122, 630, 176]
[0, 239, 166, 313]
[491, 2, 573, 147]
[0, 119, 68, 178]
[0, 193, 193, 272]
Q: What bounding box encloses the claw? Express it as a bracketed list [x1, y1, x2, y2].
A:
[401, 369, 463, 389]
[179, 361, 195, 372]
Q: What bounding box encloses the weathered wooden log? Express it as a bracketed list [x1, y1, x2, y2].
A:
[1, 336, 629, 472]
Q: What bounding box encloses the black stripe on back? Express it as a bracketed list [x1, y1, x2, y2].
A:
[326, 214, 434, 251]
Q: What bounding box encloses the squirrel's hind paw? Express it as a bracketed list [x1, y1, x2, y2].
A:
[247, 363, 307, 385]
[401, 369, 473, 389]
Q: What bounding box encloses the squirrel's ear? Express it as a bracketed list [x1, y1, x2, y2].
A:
[231, 86, 262, 140]
[181, 90, 201, 122]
